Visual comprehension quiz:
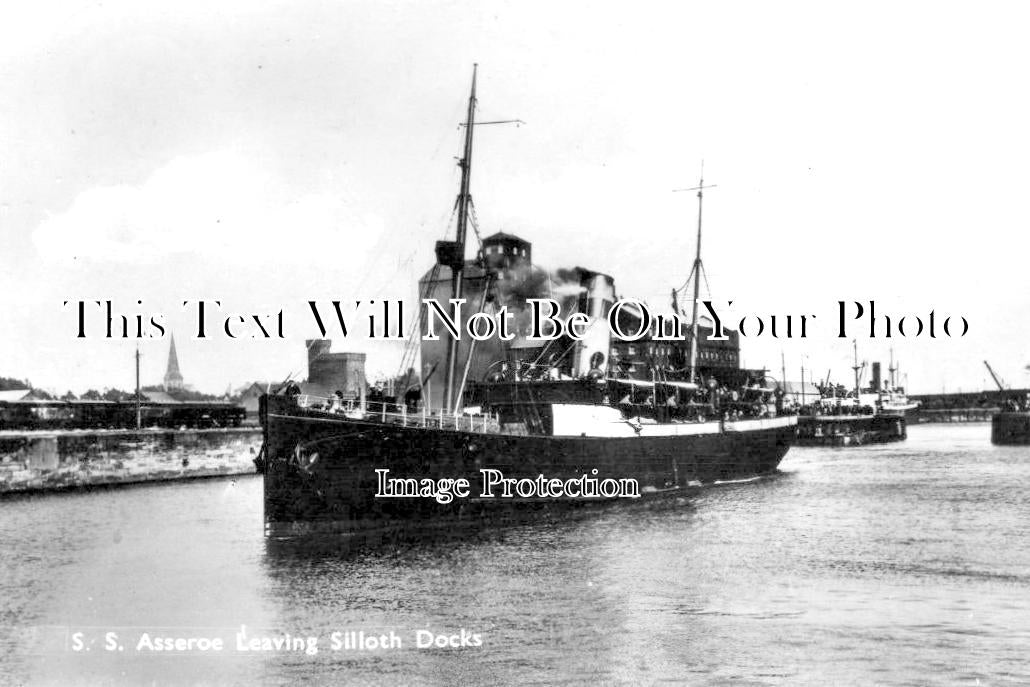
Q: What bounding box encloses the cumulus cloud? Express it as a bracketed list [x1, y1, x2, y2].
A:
[33, 151, 381, 264]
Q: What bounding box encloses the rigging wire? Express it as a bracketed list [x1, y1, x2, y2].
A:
[467, 197, 485, 251]
[671, 260, 715, 317]
[699, 263, 713, 301]
[673, 262, 697, 296]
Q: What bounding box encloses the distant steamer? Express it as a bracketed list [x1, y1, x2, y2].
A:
[796, 347, 915, 447]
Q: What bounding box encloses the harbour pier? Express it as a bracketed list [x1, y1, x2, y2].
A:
[0, 427, 261, 493]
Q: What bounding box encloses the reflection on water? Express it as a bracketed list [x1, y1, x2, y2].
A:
[2, 424, 1030, 685]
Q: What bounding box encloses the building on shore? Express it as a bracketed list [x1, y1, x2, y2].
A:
[300, 341, 366, 400]
[234, 343, 366, 415]
[163, 334, 185, 391]
[0, 388, 52, 403]
[140, 390, 181, 404]
[237, 382, 270, 418]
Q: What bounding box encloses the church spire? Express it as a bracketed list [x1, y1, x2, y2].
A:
[163, 333, 184, 391]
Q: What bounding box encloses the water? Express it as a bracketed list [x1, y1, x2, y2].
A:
[2, 423, 1029, 685]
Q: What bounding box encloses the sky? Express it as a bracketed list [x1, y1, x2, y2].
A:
[1, 0, 1028, 395]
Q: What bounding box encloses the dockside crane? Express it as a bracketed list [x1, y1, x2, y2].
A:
[984, 360, 1007, 391]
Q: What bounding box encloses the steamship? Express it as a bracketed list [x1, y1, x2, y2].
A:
[260, 66, 797, 536]
[796, 346, 915, 446]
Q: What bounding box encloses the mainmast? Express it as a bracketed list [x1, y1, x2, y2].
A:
[441, 65, 478, 412]
[676, 166, 716, 384]
[689, 178, 703, 383]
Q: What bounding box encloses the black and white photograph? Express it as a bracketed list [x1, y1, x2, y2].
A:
[1, 1, 1028, 684]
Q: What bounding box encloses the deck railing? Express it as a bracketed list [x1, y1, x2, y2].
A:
[292, 395, 501, 434]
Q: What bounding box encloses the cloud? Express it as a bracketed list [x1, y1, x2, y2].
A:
[33, 150, 381, 264]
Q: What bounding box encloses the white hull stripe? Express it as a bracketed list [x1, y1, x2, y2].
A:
[268, 411, 798, 438]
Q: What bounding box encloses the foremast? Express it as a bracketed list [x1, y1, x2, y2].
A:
[440, 65, 478, 413]
[436, 66, 523, 412]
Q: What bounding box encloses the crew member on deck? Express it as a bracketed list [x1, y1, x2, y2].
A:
[404, 386, 421, 412]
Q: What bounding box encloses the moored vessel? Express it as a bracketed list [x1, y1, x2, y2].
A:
[796, 345, 911, 446]
[982, 361, 1030, 445]
[797, 411, 906, 447]
[260, 66, 798, 536]
[991, 410, 1030, 445]
[990, 382, 1030, 445]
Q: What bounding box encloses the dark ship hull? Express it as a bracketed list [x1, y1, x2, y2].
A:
[261, 395, 796, 536]
[992, 412, 1030, 445]
[796, 412, 906, 447]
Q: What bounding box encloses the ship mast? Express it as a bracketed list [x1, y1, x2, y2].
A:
[852, 339, 861, 403]
[442, 65, 478, 412]
[689, 177, 703, 384]
[676, 165, 716, 384]
[889, 347, 897, 389]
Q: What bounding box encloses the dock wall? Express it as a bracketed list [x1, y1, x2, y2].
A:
[0, 428, 262, 493]
[910, 408, 998, 423]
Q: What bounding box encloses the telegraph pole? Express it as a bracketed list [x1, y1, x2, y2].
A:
[135, 345, 141, 430]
